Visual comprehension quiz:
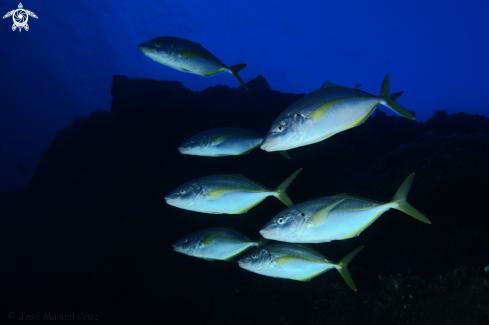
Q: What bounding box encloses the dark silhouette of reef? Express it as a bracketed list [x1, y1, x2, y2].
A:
[1, 75, 489, 324]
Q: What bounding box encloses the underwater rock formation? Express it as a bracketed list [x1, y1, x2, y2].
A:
[2, 75, 488, 324]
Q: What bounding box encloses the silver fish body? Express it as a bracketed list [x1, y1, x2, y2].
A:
[238, 243, 364, 291]
[138, 36, 248, 90]
[178, 127, 263, 157]
[260, 173, 431, 243]
[165, 169, 302, 214]
[261, 74, 414, 151]
[173, 227, 264, 261]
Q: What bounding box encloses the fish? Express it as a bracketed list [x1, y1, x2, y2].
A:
[172, 227, 268, 262]
[260, 173, 431, 243]
[178, 127, 290, 159]
[138, 36, 249, 91]
[238, 243, 364, 291]
[260, 74, 415, 152]
[178, 127, 264, 157]
[165, 168, 302, 214]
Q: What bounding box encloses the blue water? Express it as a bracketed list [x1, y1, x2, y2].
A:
[1, 0, 489, 191]
[2, 2, 489, 324]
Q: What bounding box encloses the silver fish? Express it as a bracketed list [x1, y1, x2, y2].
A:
[261, 74, 414, 151]
[173, 227, 267, 261]
[178, 127, 263, 157]
[179, 127, 291, 159]
[138, 36, 248, 90]
[238, 243, 364, 291]
[165, 169, 302, 214]
[260, 173, 431, 243]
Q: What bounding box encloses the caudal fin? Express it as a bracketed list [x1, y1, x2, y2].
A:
[229, 63, 249, 91]
[379, 74, 415, 120]
[390, 91, 404, 101]
[273, 168, 303, 207]
[391, 173, 431, 224]
[336, 246, 364, 291]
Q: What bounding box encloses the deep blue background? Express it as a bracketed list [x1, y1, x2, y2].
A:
[1, 0, 488, 191]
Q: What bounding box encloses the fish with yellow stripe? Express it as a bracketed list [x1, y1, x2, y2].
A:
[238, 243, 364, 291]
[260, 74, 414, 151]
[260, 173, 431, 243]
[179, 127, 290, 159]
[165, 169, 302, 214]
[138, 36, 249, 90]
[173, 227, 268, 262]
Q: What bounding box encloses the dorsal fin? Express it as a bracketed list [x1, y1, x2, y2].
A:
[320, 81, 351, 90]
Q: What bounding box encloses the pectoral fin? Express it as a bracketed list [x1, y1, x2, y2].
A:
[201, 232, 227, 247]
[307, 199, 345, 227]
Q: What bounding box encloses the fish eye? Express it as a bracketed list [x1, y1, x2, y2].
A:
[155, 42, 161, 47]
[179, 189, 186, 194]
[183, 239, 188, 243]
[252, 254, 257, 259]
[301, 212, 306, 217]
[171, 43, 176, 48]
[190, 139, 195, 143]
[277, 217, 285, 224]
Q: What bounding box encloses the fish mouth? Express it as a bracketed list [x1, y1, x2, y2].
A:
[178, 146, 190, 154]
[261, 138, 279, 152]
[165, 197, 178, 204]
[172, 245, 183, 253]
[237, 260, 250, 268]
[260, 228, 277, 238]
[138, 44, 154, 54]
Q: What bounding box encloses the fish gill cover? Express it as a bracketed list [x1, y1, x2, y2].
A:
[1, 1, 489, 324]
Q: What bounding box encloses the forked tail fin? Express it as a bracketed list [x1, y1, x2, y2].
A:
[229, 63, 249, 91]
[274, 168, 303, 207]
[379, 74, 415, 120]
[391, 173, 431, 224]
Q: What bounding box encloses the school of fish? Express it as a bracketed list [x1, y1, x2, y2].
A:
[139, 36, 431, 291]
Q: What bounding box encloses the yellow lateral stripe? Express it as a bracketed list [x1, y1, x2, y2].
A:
[201, 232, 226, 247]
[212, 133, 262, 145]
[207, 187, 266, 200]
[308, 199, 345, 227]
[275, 255, 326, 266]
[180, 49, 213, 60]
[309, 98, 348, 121]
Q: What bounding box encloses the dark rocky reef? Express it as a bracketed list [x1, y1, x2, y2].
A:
[2, 75, 489, 324]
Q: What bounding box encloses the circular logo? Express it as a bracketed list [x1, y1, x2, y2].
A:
[13, 9, 28, 28]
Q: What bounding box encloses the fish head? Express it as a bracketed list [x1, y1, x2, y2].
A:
[261, 112, 306, 152]
[172, 234, 200, 256]
[260, 209, 307, 240]
[178, 134, 212, 155]
[238, 247, 273, 271]
[138, 37, 178, 61]
[165, 182, 205, 208]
